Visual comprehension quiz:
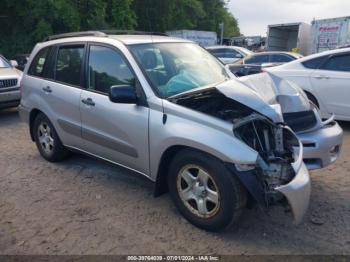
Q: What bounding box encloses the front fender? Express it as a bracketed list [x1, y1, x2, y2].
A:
[149, 101, 258, 181]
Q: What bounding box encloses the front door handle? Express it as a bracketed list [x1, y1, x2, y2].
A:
[81, 98, 95, 106]
[42, 86, 52, 93]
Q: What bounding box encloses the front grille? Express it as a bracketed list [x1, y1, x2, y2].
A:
[283, 110, 317, 132]
[0, 79, 18, 89]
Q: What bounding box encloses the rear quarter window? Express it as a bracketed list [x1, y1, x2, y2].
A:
[28, 47, 51, 77]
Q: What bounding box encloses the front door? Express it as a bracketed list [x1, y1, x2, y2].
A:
[80, 44, 150, 175]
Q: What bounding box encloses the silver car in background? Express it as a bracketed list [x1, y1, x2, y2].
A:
[0, 55, 22, 109]
[19, 32, 321, 231]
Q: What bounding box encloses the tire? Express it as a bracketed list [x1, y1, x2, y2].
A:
[33, 113, 70, 162]
[168, 149, 247, 231]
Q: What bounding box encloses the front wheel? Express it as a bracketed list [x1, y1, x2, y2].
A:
[168, 149, 247, 231]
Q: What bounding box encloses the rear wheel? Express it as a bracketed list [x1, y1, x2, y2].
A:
[33, 113, 69, 162]
[168, 149, 246, 231]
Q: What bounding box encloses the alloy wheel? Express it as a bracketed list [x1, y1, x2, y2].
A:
[37, 122, 54, 154]
[177, 164, 220, 218]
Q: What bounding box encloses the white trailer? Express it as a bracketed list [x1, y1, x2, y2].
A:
[266, 22, 311, 55]
[310, 16, 350, 54]
[166, 30, 217, 47]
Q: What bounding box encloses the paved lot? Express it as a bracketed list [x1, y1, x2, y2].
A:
[0, 108, 349, 255]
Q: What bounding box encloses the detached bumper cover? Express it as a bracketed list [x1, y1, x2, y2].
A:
[275, 162, 311, 224]
[276, 127, 311, 224]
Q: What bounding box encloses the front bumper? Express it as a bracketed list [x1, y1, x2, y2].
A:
[296, 115, 343, 170]
[275, 162, 311, 224]
[0, 88, 20, 109]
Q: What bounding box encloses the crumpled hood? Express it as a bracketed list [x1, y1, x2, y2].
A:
[238, 72, 310, 113]
[215, 79, 284, 123]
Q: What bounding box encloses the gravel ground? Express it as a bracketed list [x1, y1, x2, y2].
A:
[0, 108, 349, 255]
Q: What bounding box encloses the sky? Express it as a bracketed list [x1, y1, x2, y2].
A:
[227, 0, 350, 36]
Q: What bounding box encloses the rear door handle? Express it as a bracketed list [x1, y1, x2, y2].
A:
[81, 98, 95, 106]
[42, 86, 52, 93]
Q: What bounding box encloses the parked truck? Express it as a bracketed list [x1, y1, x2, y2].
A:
[310, 16, 350, 54]
[266, 22, 311, 56]
[166, 30, 217, 47]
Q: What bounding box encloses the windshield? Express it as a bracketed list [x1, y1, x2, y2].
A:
[0, 56, 11, 68]
[129, 43, 228, 97]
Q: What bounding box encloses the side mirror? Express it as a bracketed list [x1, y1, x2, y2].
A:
[10, 60, 18, 68]
[109, 85, 137, 104]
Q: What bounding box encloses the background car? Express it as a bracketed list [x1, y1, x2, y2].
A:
[266, 47, 350, 121]
[0, 54, 22, 109]
[228, 51, 303, 77]
[206, 45, 253, 64]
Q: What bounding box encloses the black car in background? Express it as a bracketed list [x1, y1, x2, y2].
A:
[228, 51, 303, 77]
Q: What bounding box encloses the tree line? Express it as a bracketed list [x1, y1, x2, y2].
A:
[0, 0, 240, 58]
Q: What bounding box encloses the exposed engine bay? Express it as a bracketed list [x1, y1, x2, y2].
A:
[232, 115, 298, 204]
[170, 87, 300, 206]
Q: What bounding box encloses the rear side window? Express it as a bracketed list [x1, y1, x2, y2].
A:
[321, 54, 350, 72]
[55, 45, 84, 86]
[28, 47, 51, 77]
[245, 54, 269, 64]
[270, 54, 294, 63]
[88, 45, 135, 94]
[209, 48, 241, 59]
[302, 56, 328, 69]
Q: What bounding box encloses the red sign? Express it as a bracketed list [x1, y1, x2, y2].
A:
[319, 26, 339, 31]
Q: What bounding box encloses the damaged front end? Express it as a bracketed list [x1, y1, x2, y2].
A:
[169, 84, 311, 223]
[231, 113, 310, 223]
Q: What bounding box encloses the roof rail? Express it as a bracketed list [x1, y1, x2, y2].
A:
[101, 30, 168, 36]
[43, 30, 169, 42]
[43, 31, 107, 41]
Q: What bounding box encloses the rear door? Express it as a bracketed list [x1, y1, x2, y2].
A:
[310, 52, 350, 118]
[80, 44, 149, 175]
[41, 44, 85, 147]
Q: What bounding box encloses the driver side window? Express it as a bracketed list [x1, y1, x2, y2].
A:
[88, 45, 135, 94]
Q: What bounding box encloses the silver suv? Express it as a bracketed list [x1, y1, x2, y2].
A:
[19, 31, 311, 231]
